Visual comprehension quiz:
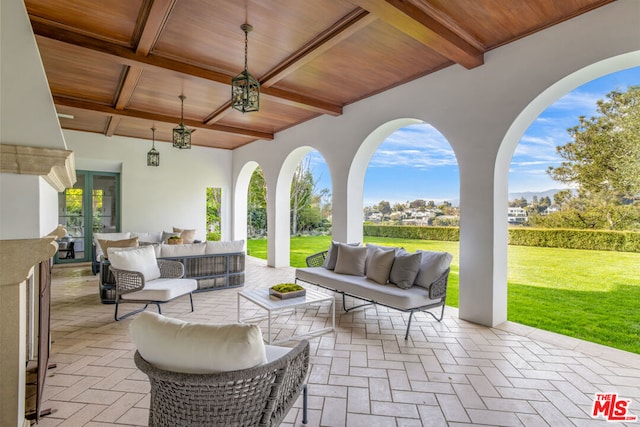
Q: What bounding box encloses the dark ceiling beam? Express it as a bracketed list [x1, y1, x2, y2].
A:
[351, 0, 484, 69]
[53, 96, 274, 140]
[107, 0, 177, 135]
[260, 8, 376, 88]
[31, 19, 342, 117]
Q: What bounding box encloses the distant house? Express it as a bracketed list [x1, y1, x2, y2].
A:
[507, 207, 528, 224]
[543, 206, 560, 215]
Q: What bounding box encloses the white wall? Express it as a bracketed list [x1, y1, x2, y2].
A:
[65, 130, 233, 241]
[232, 0, 640, 327]
[39, 177, 60, 236]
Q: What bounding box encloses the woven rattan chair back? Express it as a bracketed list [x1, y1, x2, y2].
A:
[134, 339, 310, 426]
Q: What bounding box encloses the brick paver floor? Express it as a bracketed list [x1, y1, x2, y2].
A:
[39, 257, 640, 426]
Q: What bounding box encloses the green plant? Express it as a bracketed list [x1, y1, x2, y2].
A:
[271, 283, 304, 293]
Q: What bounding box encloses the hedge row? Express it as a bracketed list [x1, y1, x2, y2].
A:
[363, 225, 640, 252]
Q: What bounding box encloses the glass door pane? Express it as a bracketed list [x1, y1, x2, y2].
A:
[92, 175, 118, 234]
[57, 173, 85, 261]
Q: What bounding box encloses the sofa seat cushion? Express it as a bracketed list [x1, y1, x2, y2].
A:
[120, 277, 197, 301]
[296, 267, 439, 310]
[129, 312, 267, 374]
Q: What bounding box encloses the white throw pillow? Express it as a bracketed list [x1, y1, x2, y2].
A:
[129, 312, 267, 374]
[414, 251, 453, 288]
[205, 240, 245, 254]
[160, 242, 206, 258]
[108, 245, 161, 281]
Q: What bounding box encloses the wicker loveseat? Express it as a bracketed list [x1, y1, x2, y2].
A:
[295, 242, 452, 339]
[99, 241, 245, 303]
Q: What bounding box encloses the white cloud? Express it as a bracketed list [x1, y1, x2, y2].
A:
[369, 124, 457, 169]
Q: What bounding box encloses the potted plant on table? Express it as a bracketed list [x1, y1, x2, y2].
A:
[269, 283, 306, 299]
[167, 235, 183, 245]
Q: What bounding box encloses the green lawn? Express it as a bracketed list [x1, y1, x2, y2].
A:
[247, 235, 640, 354]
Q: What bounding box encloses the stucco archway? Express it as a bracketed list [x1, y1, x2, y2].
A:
[232, 161, 259, 244]
[493, 52, 640, 324]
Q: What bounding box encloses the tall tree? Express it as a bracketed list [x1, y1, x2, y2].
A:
[248, 167, 267, 237]
[290, 157, 315, 235]
[547, 86, 640, 229]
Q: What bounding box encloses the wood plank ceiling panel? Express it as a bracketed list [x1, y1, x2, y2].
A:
[151, 0, 356, 76]
[218, 98, 321, 134]
[275, 19, 451, 105]
[54, 106, 111, 135]
[126, 71, 229, 120]
[25, 0, 146, 46]
[424, 0, 615, 49]
[35, 37, 126, 105]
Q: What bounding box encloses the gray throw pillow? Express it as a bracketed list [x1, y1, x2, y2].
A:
[364, 244, 398, 274]
[323, 241, 360, 270]
[389, 251, 422, 289]
[334, 244, 367, 276]
[366, 248, 396, 284]
[322, 241, 340, 270]
[414, 251, 453, 288]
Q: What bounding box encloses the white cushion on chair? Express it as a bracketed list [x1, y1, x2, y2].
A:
[120, 277, 197, 301]
[129, 312, 267, 374]
[108, 245, 161, 281]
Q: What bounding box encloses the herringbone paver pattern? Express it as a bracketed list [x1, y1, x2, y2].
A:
[39, 257, 640, 426]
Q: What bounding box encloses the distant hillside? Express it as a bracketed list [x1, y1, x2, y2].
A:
[508, 189, 569, 202]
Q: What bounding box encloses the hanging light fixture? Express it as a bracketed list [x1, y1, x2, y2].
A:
[173, 95, 192, 149]
[147, 126, 160, 167]
[231, 23, 260, 113]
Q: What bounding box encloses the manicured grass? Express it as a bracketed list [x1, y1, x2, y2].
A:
[247, 235, 640, 354]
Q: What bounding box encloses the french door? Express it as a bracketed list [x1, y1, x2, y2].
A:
[56, 171, 120, 263]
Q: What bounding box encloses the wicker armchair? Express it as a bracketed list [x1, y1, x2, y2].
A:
[134, 339, 310, 426]
[110, 259, 197, 321]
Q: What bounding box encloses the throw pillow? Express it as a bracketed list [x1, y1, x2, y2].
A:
[323, 241, 360, 270]
[366, 247, 396, 284]
[93, 232, 131, 258]
[389, 250, 422, 289]
[129, 312, 267, 374]
[98, 237, 139, 259]
[364, 244, 398, 274]
[414, 251, 453, 288]
[334, 244, 367, 276]
[108, 244, 161, 281]
[173, 227, 197, 244]
[130, 231, 163, 244]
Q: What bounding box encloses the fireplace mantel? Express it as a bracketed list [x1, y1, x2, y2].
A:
[0, 226, 65, 427]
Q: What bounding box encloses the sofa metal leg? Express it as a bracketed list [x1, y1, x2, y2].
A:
[405, 311, 415, 340]
[342, 293, 374, 313]
[302, 384, 308, 424]
[115, 302, 150, 321]
[189, 293, 194, 312]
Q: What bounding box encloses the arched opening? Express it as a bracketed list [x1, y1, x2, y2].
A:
[497, 54, 640, 352]
[361, 122, 461, 303]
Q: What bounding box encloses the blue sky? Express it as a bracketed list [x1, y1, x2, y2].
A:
[307, 66, 640, 207]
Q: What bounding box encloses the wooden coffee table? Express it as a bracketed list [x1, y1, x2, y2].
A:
[237, 287, 335, 344]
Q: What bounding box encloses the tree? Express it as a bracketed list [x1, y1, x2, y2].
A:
[377, 200, 392, 215]
[547, 86, 640, 229]
[206, 187, 221, 240]
[248, 167, 267, 237]
[290, 158, 315, 235]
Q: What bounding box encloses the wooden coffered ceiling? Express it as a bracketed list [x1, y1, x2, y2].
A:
[26, 0, 614, 150]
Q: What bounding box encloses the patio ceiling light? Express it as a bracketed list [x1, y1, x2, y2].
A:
[173, 95, 192, 149]
[147, 126, 159, 167]
[231, 23, 260, 113]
